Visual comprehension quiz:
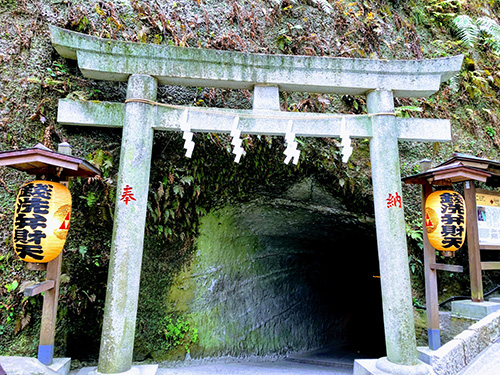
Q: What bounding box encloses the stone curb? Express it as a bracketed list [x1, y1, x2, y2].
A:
[427, 311, 500, 375]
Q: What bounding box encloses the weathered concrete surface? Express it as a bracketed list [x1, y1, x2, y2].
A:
[0, 357, 70, 375]
[49, 26, 462, 97]
[468, 312, 500, 348]
[451, 300, 500, 320]
[97, 75, 158, 374]
[51, 358, 72, 375]
[437, 312, 477, 345]
[365, 90, 418, 368]
[252, 85, 280, 111]
[57, 99, 452, 142]
[457, 337, 500, 375]
[419, 311, 500, 375]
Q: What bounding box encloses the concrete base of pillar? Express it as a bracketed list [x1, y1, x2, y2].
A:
[451, 300, 500, 320]
[354, 358, 432, 375]
[417, 346, 435, 365]
[489, 297, 500, 303]
[0, 357, 70, 375]
[50, 358, 71, 375]
[72, 365, 158, 375]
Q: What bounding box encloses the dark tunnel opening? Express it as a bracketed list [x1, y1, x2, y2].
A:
[191, 193, 387, 361]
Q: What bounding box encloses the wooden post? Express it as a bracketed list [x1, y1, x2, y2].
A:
[37, 142, 72, 365]
[420, 160, 441, 350]
[38, 253, 62, 365]
[464, 180, 484, 302]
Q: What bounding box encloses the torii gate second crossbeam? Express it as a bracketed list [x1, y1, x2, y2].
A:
[50, 26, 463, 375]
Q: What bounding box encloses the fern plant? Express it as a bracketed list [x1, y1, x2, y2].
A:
[271, 0, 333, 14]
[477, 17, 500, 53]
[452, 15, 500, 54]
[310, 0, 333, 14]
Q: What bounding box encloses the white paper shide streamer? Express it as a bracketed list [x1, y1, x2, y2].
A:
[340, 117, 353, 163]
[283, 120, 300, 165]
[180, 110, 195, 158]
[230, 116, 246, 163]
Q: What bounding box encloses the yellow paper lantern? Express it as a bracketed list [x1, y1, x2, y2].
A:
[425, 190, 466, 253]
[12, 180, 72, 263]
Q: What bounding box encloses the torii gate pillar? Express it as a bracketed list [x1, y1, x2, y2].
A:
[367, 89, 423, 372]
[98, 74, 157, 374]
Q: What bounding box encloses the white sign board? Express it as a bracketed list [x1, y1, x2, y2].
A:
[476, 191, 500, 246]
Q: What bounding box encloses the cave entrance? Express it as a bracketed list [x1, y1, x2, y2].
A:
[191, 182, 386, 363]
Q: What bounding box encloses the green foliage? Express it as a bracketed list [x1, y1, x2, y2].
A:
[310, 0, 333, 14]
[477, 17, 500, 53]
[426, 0, 462, 22]
[159, 315, 198, 353]
[395, 105, 423, 118]
[452, 15, 500, 53]
[452, 15, 479, 48]
[461, 69, 496, 99]
[0, 251, 40, 354]
[485, 125, 496, 139]
[4, 280, 18, 293]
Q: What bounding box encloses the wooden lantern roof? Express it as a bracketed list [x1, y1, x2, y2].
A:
[0, 143, 101, 178]
[402, 153, 500, 187]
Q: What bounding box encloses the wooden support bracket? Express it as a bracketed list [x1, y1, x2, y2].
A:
[429, 263, 464, 273]
[24, 280, 55, 297]
[480, 245, 500, 250]
[481, 262, 500, 270]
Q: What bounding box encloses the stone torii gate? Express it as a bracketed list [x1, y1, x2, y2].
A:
[50, 26, 463, 375]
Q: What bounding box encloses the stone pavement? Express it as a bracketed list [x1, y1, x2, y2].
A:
[69, 348, 356, 375]
[18, 338, 500, 375]
[154, 345, 357, 375]
[156, 360, 352, 375]
[69, 360, 352, 375]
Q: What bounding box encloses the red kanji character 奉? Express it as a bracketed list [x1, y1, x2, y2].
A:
[120, 185, 136, 205]
[386, 192, 402, 208]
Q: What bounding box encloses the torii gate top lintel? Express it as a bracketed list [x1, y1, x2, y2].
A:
[50, 26, 463, 98]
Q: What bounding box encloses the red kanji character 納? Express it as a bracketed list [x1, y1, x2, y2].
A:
[386, 192, 402, 208]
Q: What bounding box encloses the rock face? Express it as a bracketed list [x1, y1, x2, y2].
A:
[180, 179, 386, 358]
